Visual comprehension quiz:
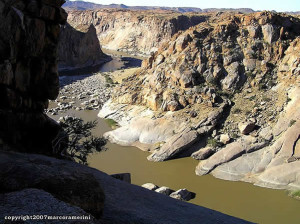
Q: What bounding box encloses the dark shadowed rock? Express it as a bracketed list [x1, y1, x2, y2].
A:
[111, 173, 131, 183]
[0, 188, 99, 224]
[0, 0, 67, 154]
[58, 23, 111, 71]
[0, 150, 251, 224]
[0, 151, 105, 219]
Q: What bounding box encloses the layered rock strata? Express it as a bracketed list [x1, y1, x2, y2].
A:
[0, 0, 67, 154]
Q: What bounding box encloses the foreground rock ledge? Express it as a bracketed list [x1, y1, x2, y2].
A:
[0, 150, 250, 224]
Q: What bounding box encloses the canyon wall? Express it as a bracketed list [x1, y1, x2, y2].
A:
[101, 11, 300, 190]
[58, 23, 110, 71]
[67, 9, 209, 55]
[0, 0, 67, 154]
[112, 11, 300, 112]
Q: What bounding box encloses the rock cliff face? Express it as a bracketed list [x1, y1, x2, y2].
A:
[0, 0, 67, 154]
[58, 23, 110, 71]
[112, 11, 300, 112]
[100, 11, 300, 191]
[67, 9, 209, 55]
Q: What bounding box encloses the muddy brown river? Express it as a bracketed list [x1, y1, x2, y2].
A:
[53, 53, 300, 224]
[50, 109, 300, 224]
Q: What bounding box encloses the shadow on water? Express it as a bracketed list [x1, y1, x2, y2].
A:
[58, 56, 143, 88]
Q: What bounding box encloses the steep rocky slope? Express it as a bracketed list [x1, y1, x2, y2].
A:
[58, 22, 110, 71]
[67, 9, 209, 55]
[100, 11, 300, 191]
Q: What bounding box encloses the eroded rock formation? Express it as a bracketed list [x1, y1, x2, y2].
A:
[67, 9, 209, 55]
[100, 11, 300, 191]
[0, 0, 67, 154]
[58, 23, 110, 71]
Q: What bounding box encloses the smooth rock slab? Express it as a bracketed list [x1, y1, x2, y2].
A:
[191, 147, 215, 160]
[255, 161, 300, 190]
[211, 149, 265, 181]
[148, 128, 199, 162]
[196, 142, 245, 176]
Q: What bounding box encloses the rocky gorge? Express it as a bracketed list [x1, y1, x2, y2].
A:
[0, 1, 253, 224]
[99, 11, 300, 192]
[66, 9, 209, 56]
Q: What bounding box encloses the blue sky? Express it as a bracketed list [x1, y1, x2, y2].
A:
[74, 0, 300, 12]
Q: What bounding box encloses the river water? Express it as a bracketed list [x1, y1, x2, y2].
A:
[55, 55, 300, 224]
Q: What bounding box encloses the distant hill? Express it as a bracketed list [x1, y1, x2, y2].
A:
[63, 0, 255, 13]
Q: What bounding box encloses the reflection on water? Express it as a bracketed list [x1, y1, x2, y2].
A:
[50, 110, 300, 224]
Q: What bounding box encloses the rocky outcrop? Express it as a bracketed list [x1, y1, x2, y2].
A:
[0, 0, 67, 154]
[112, 11, 300, 112]
[99, 11, 300, 191]
[58, 23, 111, 71]
[0, 151, 105, 218]
[0, 150, 250, 224]
[67, 9, 209, 56]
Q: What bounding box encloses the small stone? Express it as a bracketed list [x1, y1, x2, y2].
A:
[169, 189, 196, 201]
[220, 134, 231, 145]
[190, 111, 198, 118]
[238, 121, 256, 135]
[155, 186, 173, 196]
[142, 183, 159, 191]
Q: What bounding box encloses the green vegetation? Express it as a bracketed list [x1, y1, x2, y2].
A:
[105, 118, 118, 128]
[53, 116, 107, 165]
[231, 133, 239, 139]
[246, 71, 255, 80]
[249, 95, 256, 101]
[289, 190, 300, 199]
[103, 74, 114, 85]
[287, 97, 292, 103]
[289, 119, 297, 127]
[207, 138, 222, 148]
